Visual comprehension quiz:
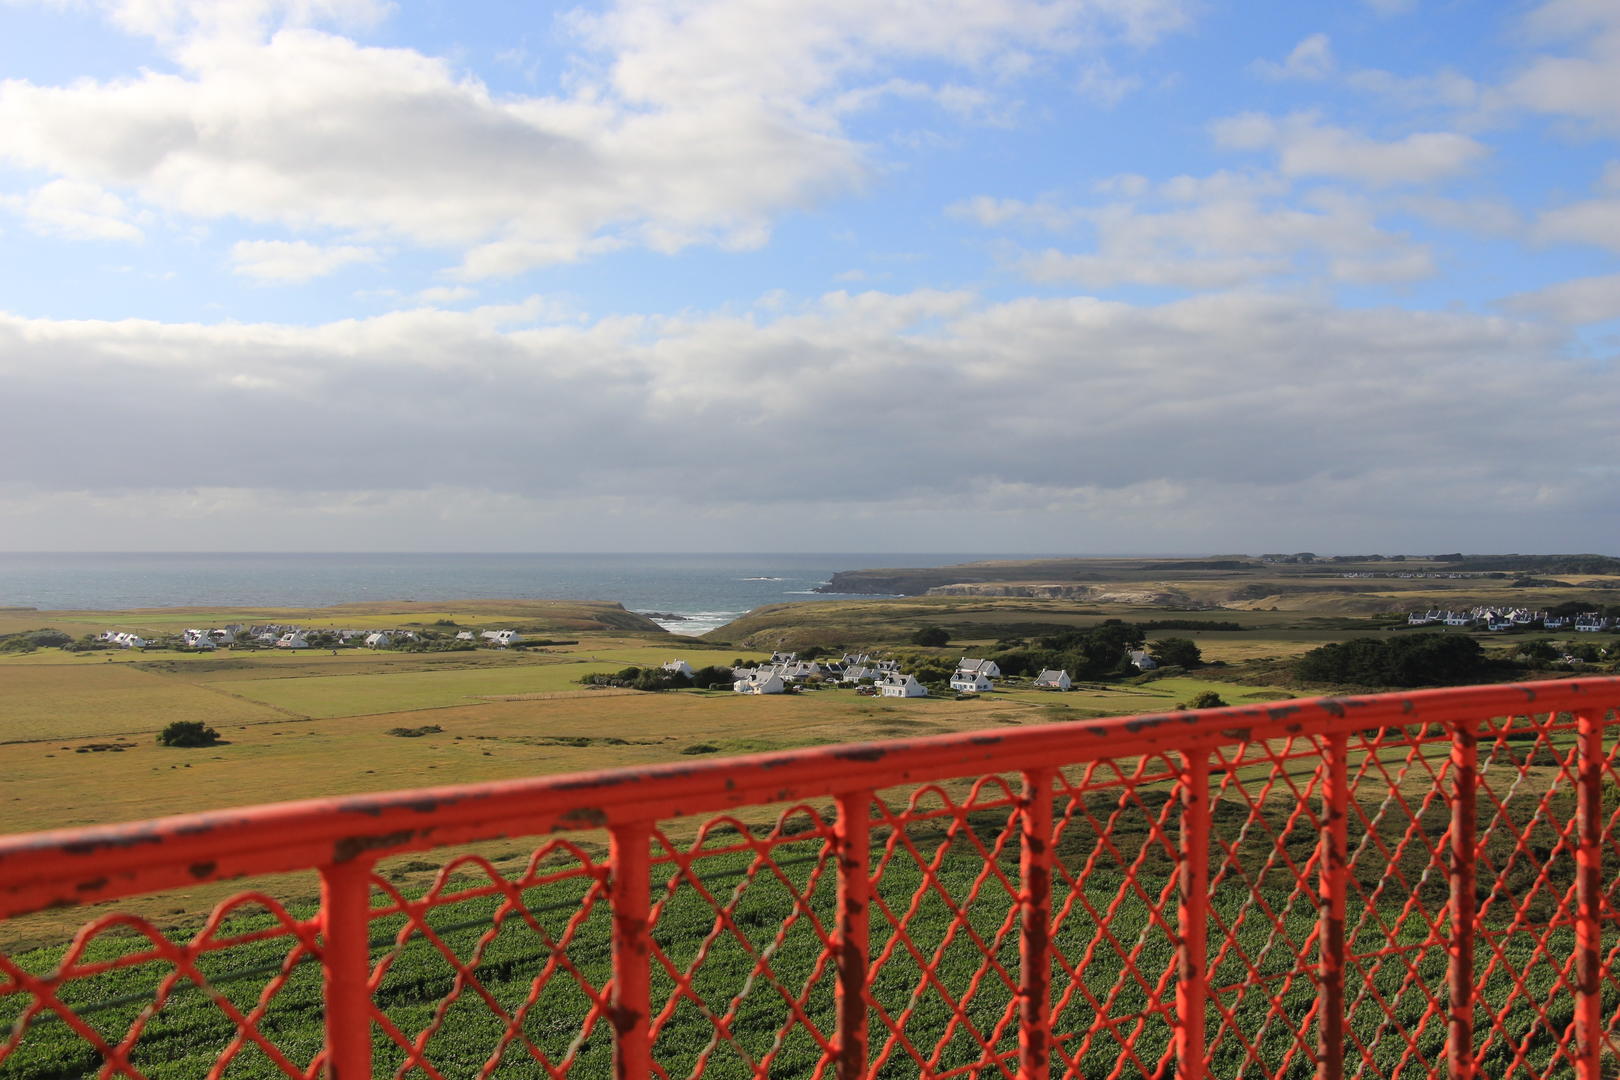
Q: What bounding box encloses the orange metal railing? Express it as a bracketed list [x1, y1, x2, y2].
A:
[3, 677, 1620, 1078]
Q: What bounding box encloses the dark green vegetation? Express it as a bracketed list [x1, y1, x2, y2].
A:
[577, 665, 736, 691]
[1294, 634, 1491, 688]
[0, 629, 73, 654]
[985, 621, 1180, 679]
[155, 720, 221, 747]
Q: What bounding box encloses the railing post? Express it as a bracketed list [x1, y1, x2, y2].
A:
[611, 821, 652, 1080]
[320, 859, 374, 1080]
[1020, 768, 1055, 1080]
[1176, 749, 1210, 1080]
[1447, 722, 1477, 1080]
[1575, 709, 1605, 1079]
[835, 790, 872, 1080]
[1319, 733, 1349, 1080]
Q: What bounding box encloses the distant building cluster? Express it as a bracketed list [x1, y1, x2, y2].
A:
[1402, 607, 1615, 631]
[96, 624, 524, 649]
[720, 653, 1075, 698]
[1342, 572, 1495, 579]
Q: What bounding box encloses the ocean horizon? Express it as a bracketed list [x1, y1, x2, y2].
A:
[0, 552, 1058, 636]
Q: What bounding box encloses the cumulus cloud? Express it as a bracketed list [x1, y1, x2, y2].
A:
[1536, 197, 1620, 252]
[1250, 33, 1335, 82]
[956, 174, 1431, 288]
[1501, 273, 1620, 324]
[1505, 0, 1620, 129]
[1210, 111, 1488, 187]
[13, 179, 144, 241]
[0, 0, 1197, 276]
[230, 239, 378, 281]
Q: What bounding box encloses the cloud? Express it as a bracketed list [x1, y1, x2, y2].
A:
[1500, 273, 1620, 325]
[101, 0, 392, 40]
[1344, 67, 1481, 111]
[416, 285, 476, 304]
[1250, 33, 1335, 82]
[230, 239, 379, 281]
[0, 0, 1197, 277]
[1536, 197, 1620, 252]
[1210, 111, 1488, 186]
[1502, 0, 1620, 129]
[1075, 59, 1141, 106]
[957, 174, 1431, 288]
[0, 290, 1587, 524]
[14, 179, 144, 241]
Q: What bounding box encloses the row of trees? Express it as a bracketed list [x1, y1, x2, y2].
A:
[579, 665, 737, 692]
[1295, 634, 1490, 687]
[974, 621, 1203, 680]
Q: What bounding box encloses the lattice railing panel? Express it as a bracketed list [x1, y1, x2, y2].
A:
[368, 841, 611, 1080]
[1047, 754, 1181, 1080]
[1340, 722, 1455, 1080]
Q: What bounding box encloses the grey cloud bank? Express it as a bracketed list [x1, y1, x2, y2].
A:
[3, 289, 1614, 552]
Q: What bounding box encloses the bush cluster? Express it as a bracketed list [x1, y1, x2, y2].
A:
[1295, 633, 1489, 688]
[157, 721, 221, 748]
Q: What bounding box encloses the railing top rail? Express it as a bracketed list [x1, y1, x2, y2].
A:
[3, 676, 1618, 920]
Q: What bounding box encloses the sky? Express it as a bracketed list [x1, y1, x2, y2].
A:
[1, 0, 1618, 555]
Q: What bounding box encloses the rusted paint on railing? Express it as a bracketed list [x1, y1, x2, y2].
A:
[834, 789, 871, 1080]
[1448, 723, 1478, 1080]
[1018, 768, 1054, 1080]
[1575, 707, 1605, 1080]
[1175, 749, 1210, 1080]
[1319, 731, 1350, 1080]
[3, 677, 1620, 1080]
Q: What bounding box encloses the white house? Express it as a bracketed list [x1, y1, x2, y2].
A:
[1128, 650, 1157, 671]
[956, 658, 1002, 678]
[111, 632, 148, 648]
[183, 629, 216, 650]
[769, 651, 797, 664]
[661, 659, 695, 678]
[1443, 612, 1474, 627]
[364, 632, 392, 648]
[1575, 615, 1608, 633]
[1034, 669, 1072, 691]
[733, 670, 785, 694]
[276, 631, 309, 650]
[950, 670, 994, 694]
[455, 630, 476, 641]
[1545, 615, 1572, 630]
[877, 673, 928, 698]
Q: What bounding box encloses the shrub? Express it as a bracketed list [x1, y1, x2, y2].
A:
[910, 627, 950, 647]
[386, 725, 444, 737]
[680, 744, 720, 755]
[157, 721, 221, 748]
[1183, 691, 1228, 709]
[690, 665, 736, 689]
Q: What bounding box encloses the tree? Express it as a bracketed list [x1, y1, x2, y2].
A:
[1295, 633, 1487, 688]
[910, 627, 950, 647]
[690, 665, 735, 689]
[1149, 637, 1202, 669]
[1184, 690, 1227, 709]
[1515, 639, 1558, 663]
[157, 721, 221, 748]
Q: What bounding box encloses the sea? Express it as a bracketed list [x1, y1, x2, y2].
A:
[0, 553, 1002, 637]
